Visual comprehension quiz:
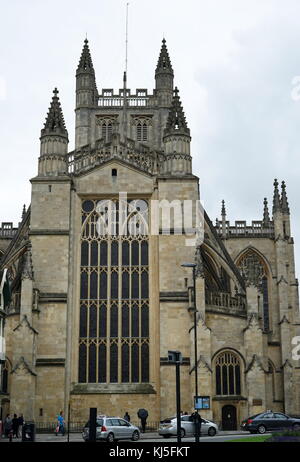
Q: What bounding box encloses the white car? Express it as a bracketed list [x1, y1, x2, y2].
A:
[159, 415, 218, 438]
[82, 415, 140, 442]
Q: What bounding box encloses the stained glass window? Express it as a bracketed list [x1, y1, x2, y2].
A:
[237, 250, 270, 332]
[79, 199, 149, 384]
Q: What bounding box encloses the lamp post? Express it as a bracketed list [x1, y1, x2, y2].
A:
[181, 262, 200, 443]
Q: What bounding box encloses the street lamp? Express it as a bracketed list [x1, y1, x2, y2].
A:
[181, 262, 200, 443]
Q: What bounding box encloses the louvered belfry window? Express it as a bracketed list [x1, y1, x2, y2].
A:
[78, 198, 149, 384]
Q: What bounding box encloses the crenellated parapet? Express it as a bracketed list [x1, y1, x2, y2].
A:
[215, 219, 275, 239]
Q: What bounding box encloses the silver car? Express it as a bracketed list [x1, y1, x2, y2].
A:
[82, 415, 140, 442]
[159, 415, 218, 438]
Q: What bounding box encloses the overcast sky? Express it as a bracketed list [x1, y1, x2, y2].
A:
[0, 0, 299, 277]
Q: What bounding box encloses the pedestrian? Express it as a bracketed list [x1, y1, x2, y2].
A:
[191, 410, 204, 438]
[12, 414, 19, 438]
[137, 408, 148, 433]
[124, 412, 130, 422]
[4, 414, 12, 438]
[55, 411, 65, 436]
[17, 414, 24, 438]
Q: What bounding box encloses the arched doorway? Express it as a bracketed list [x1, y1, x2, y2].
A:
[222, 405, 237, 430]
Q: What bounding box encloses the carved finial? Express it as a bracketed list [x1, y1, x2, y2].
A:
[262, 198, 270, 227]
[221, 200, 227, 238]
[77, 37, 95, 72]
[164, 87, 190, 135]
[41, 88, 68, 138]
[21, 204, 26, 221]
[156, 38, 173, 74]
[272, 179, 281, 215]
[221, 200, 226, 217]
[281, 181, 290, 215]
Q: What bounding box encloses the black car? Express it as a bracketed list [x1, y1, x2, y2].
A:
[241, 412, 300, 434]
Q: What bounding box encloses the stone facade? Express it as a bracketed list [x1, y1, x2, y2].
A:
[0, 38, 299, 429]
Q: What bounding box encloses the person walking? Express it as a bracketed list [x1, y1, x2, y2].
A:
[56, 411, 65, 436]
[137, 408, 148, 433]
[191, 410, 204, 439]
[124, 412, 130, 422]
[4, 414, 12, 438]
[12, 414, 19, 438]
[17, 414, 24, 438]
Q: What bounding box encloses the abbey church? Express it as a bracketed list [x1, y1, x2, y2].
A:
[0, 38, 300, 430]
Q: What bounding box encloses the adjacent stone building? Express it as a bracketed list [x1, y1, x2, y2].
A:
[1, 38, 300, 429]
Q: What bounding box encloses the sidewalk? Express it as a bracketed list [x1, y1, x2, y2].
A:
[0, 430, 248, 442]
[141, 430, 247, 439]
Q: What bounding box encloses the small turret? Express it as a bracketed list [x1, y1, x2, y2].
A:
[38, 88, 69, 176]
[75, 39, 98, 148]
[162, 87, 192, 175]
[76, 38, 98, 108]
[155, 38, 174, 107]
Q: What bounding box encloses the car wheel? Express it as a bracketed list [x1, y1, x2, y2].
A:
[131, 430, 140, 441]
[208, 427, 216, 437]
[293, 423, 300, 431]
[180, 428, 185, 438]
[257, 425, 266, 434]
[107, 432, 115, 442]
[162, 435, 170, 438]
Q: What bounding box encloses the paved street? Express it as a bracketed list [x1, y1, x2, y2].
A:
[0, 430, 262, 443]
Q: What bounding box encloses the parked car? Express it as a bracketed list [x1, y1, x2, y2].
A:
[241, 411, 300, 434]
[82, 415, 140, 442]
[158, 415, 218, 438]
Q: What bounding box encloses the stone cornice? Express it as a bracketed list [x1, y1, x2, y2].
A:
[160, 357, 190, 366]
[30, 175, 72, 183]
[36, 358, 65, 367]
[39, 293, 68, 303]
[29, 230, 70, 236]
[71, 383, 156, 394]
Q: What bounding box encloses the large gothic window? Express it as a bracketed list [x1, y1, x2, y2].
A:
[237, 250, 270, 331]
[215, 351, 241, 396]
[79, 199, 149, 384]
